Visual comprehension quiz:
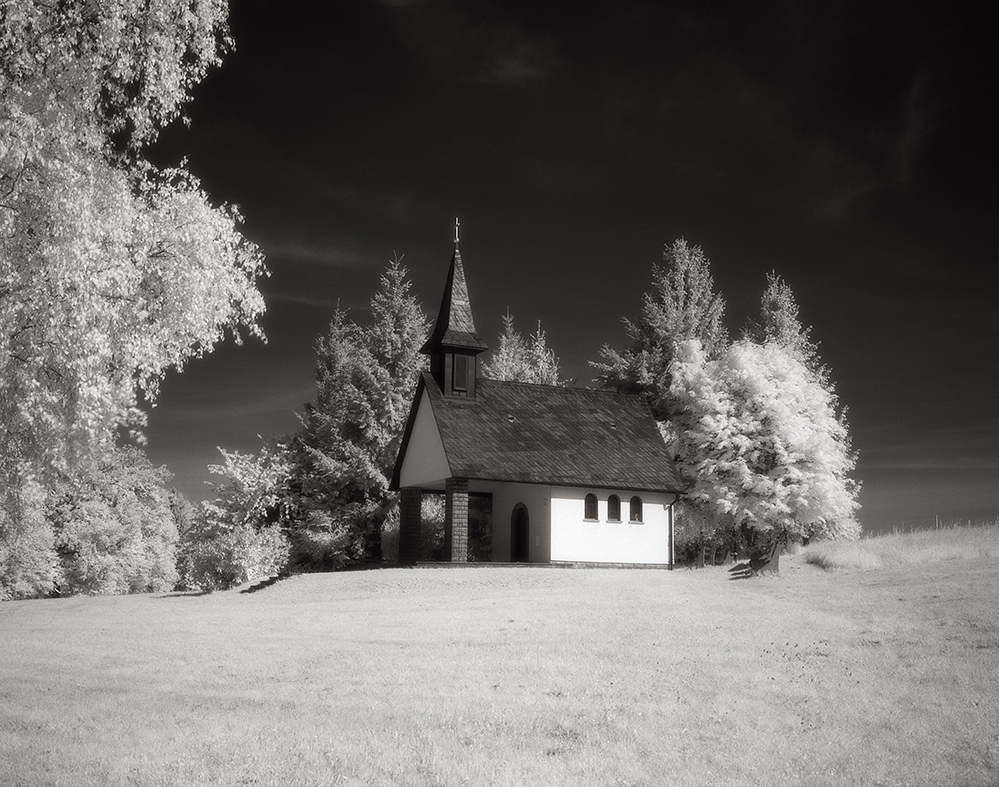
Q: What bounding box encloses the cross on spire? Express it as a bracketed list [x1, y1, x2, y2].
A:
[454, 217, 460, 246]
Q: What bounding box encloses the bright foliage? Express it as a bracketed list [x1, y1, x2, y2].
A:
[669, 339, 860, 542]
[0, 1, 265, 597]
[49, 447, 180, 595]
[482, 311, 564, 385]
[177, 443, 293, 591]
[593, 239, 727, 419]
[598, 240, 861, 550]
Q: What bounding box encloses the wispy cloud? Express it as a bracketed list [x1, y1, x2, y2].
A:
[153, 383, 316, 422]
[261, 241, 368, 267]
[478, 34, 561, 86]
[264, 292, 341, 309]
[383, 0, 562, 87]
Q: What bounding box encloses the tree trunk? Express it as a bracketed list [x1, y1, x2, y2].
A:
[750, 530, 787, 574]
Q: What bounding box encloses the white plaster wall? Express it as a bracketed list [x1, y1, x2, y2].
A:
[550, 487, 677, 564]
[477, 481, 552, 563]
[398, 389, 451, 490]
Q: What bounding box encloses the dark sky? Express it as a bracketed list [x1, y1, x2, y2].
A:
[146, 0, 998, 532]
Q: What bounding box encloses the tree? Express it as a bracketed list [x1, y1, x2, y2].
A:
[0, 476, 58, 601]
[482, 311, 565, 385]
[48, 447, 180, 596]
[597, 246, 860, 569]
[291, 257, 427, 566]
[1, 1, 266, 597]
[669, 338, 861, 569]
[745, 272, 820, 371]
[593, 239, 728, 419]
[178, 443, 292, 591]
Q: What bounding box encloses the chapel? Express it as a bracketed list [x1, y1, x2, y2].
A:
[390, 230, 685, 566]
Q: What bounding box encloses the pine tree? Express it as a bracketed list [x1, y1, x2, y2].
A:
[291, 257, 427, 566]
[482, 311, 527, 382]
[593, 239, 727, 419]
[482, 311, 564, 385]
[746, 272, 820, 371]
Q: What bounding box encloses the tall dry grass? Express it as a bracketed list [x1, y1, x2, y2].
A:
[803, 520, 999, 571]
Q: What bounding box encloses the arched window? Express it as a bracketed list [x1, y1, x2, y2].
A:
[584, 493, 598, 520]
[630, 496, 643, 523]
[607, 494, 621, 522]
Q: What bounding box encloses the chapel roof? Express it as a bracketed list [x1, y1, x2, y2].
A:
[420, 245, 488, 353]
[392, 371, 686, 494]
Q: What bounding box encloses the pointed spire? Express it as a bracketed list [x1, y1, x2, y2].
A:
[421, 221, 488, 354]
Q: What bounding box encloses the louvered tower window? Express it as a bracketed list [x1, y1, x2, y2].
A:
[453, 354, 468, 391]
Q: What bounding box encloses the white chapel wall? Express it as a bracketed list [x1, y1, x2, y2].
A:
[398, 389, 450, 490]
[550, 487, 676, 564]
[476, 481, 552, 563]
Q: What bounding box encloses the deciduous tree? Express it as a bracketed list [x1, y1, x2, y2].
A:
[669, 338, 861, 567]
[178, 443, 292, 591]
[48, 447, 180, 595]
[1, 0, 266, 596]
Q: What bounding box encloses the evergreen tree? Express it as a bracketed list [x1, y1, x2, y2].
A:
[593, 239, 727, 419]
[482, 311, 564, 385]
[291, 257, 427, 566]
[746, 272, 820, 372]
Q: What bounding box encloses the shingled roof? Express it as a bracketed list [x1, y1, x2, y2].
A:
[420, 246, 488, 353]
[392, 371, 686, 493]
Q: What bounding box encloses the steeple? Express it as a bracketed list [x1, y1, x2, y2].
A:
[422, 220, 487, 397]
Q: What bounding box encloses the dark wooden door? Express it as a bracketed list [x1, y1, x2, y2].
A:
[512, 505, 529, 563]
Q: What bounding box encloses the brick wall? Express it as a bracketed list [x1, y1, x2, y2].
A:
[444, 477, 469, 562]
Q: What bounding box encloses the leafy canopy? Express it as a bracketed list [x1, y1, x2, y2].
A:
[670, 339, 861, 542]
[1, 0, 265, 598]
[597, 239, 861, 546]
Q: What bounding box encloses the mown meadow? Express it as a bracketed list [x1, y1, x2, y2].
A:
[3, 526, 998, 786]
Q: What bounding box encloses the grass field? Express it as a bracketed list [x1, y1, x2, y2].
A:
[3, 548, 998, 785]
[802, 521, 999, 571]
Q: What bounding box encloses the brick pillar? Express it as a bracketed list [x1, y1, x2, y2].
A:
[444, 477, 469, 563]
[399, 487, 423, 563]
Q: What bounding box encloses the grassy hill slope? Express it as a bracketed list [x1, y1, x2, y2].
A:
[2, 548, 997, 785]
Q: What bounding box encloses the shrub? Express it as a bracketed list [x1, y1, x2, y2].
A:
[287, 511, 356, 571]
[0, 476, 59, 600]
[49, 448, 179, 596]
[180, 522, 289, 592]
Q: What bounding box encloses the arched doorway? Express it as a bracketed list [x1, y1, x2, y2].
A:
[511, 504, 529, 563]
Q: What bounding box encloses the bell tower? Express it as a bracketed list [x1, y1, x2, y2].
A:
[421, 219, 488, 397]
